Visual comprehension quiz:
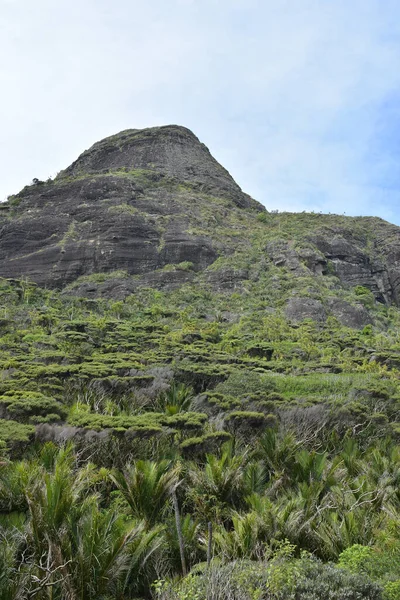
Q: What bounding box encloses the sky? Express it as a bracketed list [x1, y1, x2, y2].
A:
[1, 0, 400, 224]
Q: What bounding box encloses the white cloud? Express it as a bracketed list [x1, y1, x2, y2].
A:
[0, 0, 399, 224]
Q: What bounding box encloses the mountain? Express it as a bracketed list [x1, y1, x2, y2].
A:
[1, 125, 400, 313]
[1, 127, 400, 598]
[0, 125, 261, 291]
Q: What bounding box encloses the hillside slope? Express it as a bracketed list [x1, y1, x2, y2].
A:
[0, 127, 400, 599]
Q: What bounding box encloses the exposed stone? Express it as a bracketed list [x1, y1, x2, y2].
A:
[61, 125, 260, 210]
[0, 126, 262, 289]
[309, 233, 394, 304]
[266, 241, 328, 277]
[285, 298, 326, 323]
[64, 269, 195, 300]
[267, 228, 400, 307]
[285, 296, 372, 329]
[328, 299, 372, 329]
[205, 268, 249, 291]
[2, 124, 400, 312]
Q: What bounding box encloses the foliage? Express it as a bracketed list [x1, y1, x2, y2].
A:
[1, 256, 400, 597]
[154, 552, 383, 600]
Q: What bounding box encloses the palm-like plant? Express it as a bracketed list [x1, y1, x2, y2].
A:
[293, 449, 327, 483]
[26, 445, 92, 552]
[163, 514, 204, 573]
[0, 529, 30, 600]
[243, 461, 268, 496]
[23, 446, 100, 598]
[0, 459, 41, 513]
[213, 511, 264, 560]
[110, 459, 180, 527]
[155, 382, 194, 415]
[22, 445, 159, 600]
[315, 507, 385, 559]
[188, 444, 247, 522]
[339, 438, 363, 477]
[67, 507, 163, 600]
[254, 429, 298, 484]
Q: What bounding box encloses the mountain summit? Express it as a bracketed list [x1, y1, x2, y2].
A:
[61, 125, 257, 208]
[2, 128, 400, 597]
[0, 126, 262, 289]
[1, 125, 400, 312]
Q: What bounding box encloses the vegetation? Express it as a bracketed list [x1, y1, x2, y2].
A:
[0, 231, 400, 598]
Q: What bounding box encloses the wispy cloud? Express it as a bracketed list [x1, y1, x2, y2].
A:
[1, 0, 400, 223]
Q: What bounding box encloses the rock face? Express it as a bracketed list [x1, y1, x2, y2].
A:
[285, 297, 372, 329]
[285, 298, 326, 324]
[62, 126, 255, 208]
[0, 126, 262, 288]
[266, 224, 400, 307]
[1, 124, 400, 315]
[309, 233, 392, 304]
[327, 299, 372, 329]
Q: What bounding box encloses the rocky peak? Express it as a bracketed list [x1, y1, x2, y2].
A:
[0, 126, 263, 289]
[59, 125, 257, 209]
[2, 125, 400, 312]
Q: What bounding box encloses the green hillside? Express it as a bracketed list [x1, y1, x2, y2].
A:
[1, 221, 400, 598]
[0, 128, 399, 599]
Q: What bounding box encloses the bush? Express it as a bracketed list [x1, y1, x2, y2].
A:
[180, 431, 232, 458]
[384, 581, 400, 600]
[338, 544, 375, 574]
[338, 543, 400, 598]
[0, 391, 66, 423]
[225, 411, 276, 436]
[154, 555, 382, 600]
[296, 558, 382, 600]
[0, 419, 35, 456]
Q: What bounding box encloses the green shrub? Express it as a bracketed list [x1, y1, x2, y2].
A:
[154, 556, 382, 600]
[338, 544, 376, 574]
[180, 431, 232, 458]
[0, 391, 66, 423]
[176, 261, 194, 271]
[0, 418, 35, 446]
[384, 581, 400, 600]
[296, 558, 382, 600]
[225, 411, 276, 435]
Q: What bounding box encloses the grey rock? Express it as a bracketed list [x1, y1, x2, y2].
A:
[266, 241, 328, 277]
[268, 226, 400, 307]
[205, 268, 249, 291]
[0, 126, 262, 289]
[309, 232, 395, 304]
[64, 269, 195, 300]
[62, 125, 260, 210]
[328, 299, 372, 329]
[3, 125, 400, 311]
[285, 298, 326, 323]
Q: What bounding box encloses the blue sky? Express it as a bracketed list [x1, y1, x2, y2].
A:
[1, 0, 400, 223]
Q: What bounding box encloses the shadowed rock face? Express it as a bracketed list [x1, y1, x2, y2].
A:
[0, 126, 262, 288]
[266, 225, 400, 308]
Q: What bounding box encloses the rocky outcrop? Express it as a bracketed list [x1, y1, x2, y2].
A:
[1, 124, 400, 312]
[328, 299, 372, 329]
[61, 125, 258, 209]
[266, 241, 327, 276]
[205, 267, 250, 291]
[266, 226, 400, 307]
[285, 298, 326, 323]
[309, 234, 392, 303]
[285, 297, 372, 329]
[0, 126, 262, 289]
